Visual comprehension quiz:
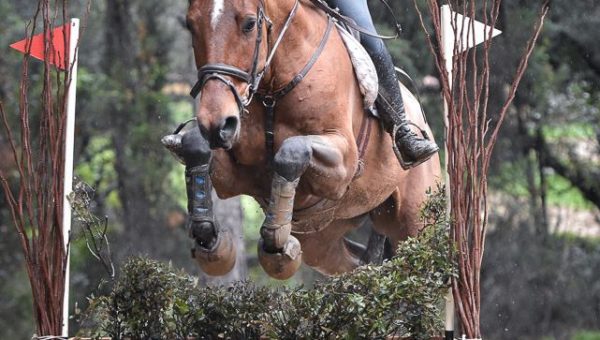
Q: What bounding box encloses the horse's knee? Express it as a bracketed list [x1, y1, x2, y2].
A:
[274, 136, 312, 181]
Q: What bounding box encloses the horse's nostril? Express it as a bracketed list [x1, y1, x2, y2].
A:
[219, 116, 239, 139]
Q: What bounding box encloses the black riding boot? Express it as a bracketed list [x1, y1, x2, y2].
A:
[326, 0, 439, 169]
[374, 54, 439, 169]
[161, 127, 217, 249]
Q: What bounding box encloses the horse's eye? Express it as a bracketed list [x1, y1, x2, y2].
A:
[242, 17, 257, 33]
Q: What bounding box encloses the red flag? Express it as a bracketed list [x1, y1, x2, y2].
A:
[10, 23, 71, 70]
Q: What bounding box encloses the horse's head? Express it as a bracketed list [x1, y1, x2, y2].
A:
[186, 0, 268, 149]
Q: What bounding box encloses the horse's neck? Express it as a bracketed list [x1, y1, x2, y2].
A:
[264, 0, 326, 87]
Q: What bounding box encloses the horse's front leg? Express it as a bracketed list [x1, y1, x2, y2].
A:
[259, 134, 357, 279]
[162, 128, 236, 276]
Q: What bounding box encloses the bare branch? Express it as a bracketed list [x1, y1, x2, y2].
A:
[413, 0, 548, 337]
[69, 179, 116, 279]
[0, 0, 82, 334]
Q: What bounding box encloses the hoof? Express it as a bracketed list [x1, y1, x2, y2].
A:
[260, 223, 292, 251]
[258, 235, 302, 280]
[192, 229, 236, 276]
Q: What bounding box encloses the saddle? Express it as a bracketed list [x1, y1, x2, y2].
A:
[336, 24, 379, 115]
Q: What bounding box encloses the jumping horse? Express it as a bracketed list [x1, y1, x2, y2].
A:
[164, 0, 441, 279]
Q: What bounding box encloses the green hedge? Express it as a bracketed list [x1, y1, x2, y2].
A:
[79, 188, 455, 339]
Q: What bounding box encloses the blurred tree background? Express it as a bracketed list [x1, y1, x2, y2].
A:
[0, 0, 599, 339]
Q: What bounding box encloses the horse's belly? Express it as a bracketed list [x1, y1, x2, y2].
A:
[334, 171, 405, 219]
[333, 129, 407, 219]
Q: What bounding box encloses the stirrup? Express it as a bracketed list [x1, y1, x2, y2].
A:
[392, 124, 438, 170]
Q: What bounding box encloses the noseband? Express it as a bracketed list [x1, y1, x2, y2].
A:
[189, 0, 300, 113]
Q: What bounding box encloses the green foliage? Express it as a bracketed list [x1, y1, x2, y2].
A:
[81, 190, 455, 339]
[490, 161, 593, 210]
[545, 174, 594, 210]
[573, 331, 600, 340]
[241, 195, 264, 241]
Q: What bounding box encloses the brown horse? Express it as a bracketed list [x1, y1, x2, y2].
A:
[176, 0, 441, 279]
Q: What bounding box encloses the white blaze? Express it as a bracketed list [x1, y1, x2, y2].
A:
[211, 0, 225, 28]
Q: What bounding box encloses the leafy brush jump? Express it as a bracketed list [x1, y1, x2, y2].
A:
[80, 188, 455, 340]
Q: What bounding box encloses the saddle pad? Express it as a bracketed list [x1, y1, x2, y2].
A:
[336, 24, 379, 112]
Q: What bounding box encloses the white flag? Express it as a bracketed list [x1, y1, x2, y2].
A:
[441, 4, 502, 61]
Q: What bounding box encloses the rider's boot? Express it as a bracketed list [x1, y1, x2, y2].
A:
[374, 55, 439, 169]
[162, 128, 236, 276]
[325, 0, 439, 169]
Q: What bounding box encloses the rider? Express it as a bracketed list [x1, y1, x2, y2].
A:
[325, 0, 439, 169]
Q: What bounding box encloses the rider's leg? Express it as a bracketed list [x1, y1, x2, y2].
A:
[326, 0, 438, 169]
[162, 128, 236, 276]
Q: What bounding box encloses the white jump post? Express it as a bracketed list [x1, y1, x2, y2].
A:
[440, 5, 501, 339]
[441, 6, 455, 338]
[61, 18, 80, 338]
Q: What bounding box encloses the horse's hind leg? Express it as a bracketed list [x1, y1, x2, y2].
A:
[359, 218, 388, 265]
[370, 187, 427, 253]
[162, 128, 236, 276]
[297, 217, 365, 275]
[341, 216, 387, 265]
[259, 134, 357, 279]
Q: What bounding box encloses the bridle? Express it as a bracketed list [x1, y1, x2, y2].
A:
[189, 0, 300, 115]
[189, 0, 335, 164]
[188, 0, 401, 111]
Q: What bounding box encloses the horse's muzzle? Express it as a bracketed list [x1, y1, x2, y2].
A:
[200, 115, 240, 150]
